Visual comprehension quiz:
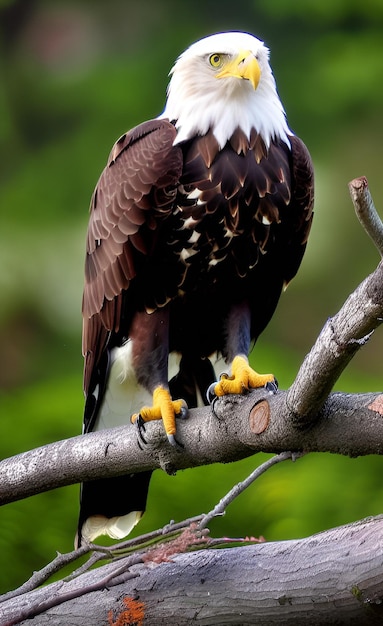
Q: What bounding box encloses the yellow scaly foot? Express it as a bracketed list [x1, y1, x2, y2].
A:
[131, 385, 187, 447]
[214, 355, 275, 397]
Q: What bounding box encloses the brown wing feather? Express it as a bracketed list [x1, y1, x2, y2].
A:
[82, 119, 183, 397]
[281, 134, 314, 287]
[290, 134, 315, 231]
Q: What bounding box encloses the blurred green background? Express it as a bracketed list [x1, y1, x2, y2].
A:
[1, 0, 383, 594]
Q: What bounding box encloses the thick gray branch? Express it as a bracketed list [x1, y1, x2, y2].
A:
[1, 516, 383, 625]
[1, 388, 383, 506]
[287, 260, 383, 425]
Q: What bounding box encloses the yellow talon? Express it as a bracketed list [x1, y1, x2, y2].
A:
[214, 355, 275, 397]
[131, 386, 187, 438]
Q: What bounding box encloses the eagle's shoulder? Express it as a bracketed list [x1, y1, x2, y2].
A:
[106, 118, 179, 167]
[84, 118, 183, 317]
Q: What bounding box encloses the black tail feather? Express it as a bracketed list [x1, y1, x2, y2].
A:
[76, 471, 152, 548]
[77, 355, 216, 547]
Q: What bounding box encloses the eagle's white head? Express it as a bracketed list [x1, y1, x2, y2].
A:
[160, 31, 292, 149]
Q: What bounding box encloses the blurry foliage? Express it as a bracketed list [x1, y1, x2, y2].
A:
[1, 0, 383, 595]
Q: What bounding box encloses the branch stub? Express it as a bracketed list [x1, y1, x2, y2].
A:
[249, 400, 270, 434]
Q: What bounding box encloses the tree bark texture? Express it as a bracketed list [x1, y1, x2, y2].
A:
[1, 516, 383, 625]
[2, 389, 383, 506]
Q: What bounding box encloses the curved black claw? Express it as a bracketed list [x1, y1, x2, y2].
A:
[206, 381, 221, 418]
[167, 405, 188, 450]
[176, 404, 189, 420]
[135, 414, 148, 450]
[265, 378, 279, 395]
[206, 381, 218, 405]
[167, 433, 185, 451]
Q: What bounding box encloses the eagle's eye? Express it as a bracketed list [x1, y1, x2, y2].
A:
[209, 53, 224, 68]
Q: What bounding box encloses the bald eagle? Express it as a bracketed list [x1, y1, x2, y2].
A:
[77, 31, 314, 547]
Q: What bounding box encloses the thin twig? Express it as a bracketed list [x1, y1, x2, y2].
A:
[0, 514, 206, 601]
[349, 176, 383, 256]
[63, 551, 106, 582]
[2, 559, 142, 626]
[109, 514, 205, 554]
[206, 536, 266, 548]
[198, 452, 303, 530]
[0, 451, 297, 608]
[0, 519, 211, 623]
[0, 545, 91, 604]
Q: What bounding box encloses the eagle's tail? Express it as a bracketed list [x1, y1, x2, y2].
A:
[76, 471, 152, 548]
[76, 355, 217, 548]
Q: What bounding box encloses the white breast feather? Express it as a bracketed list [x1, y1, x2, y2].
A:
[94, 341, 181, 431]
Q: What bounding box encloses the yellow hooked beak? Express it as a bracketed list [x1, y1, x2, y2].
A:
[216, 50, 261, 90]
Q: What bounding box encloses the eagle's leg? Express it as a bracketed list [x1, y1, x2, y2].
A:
[129, 309, 187, 446]
[213, 301, 275, 398]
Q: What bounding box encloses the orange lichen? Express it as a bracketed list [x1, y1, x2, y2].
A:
[108, 596, 145, 626]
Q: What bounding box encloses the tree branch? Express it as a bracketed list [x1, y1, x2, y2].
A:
[198, 451, 303, 529]
[1, 516, 383, 625]
[286, 260, 383, 425]
[1, 387, 383, 506]
[349, 176, 383, 256]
